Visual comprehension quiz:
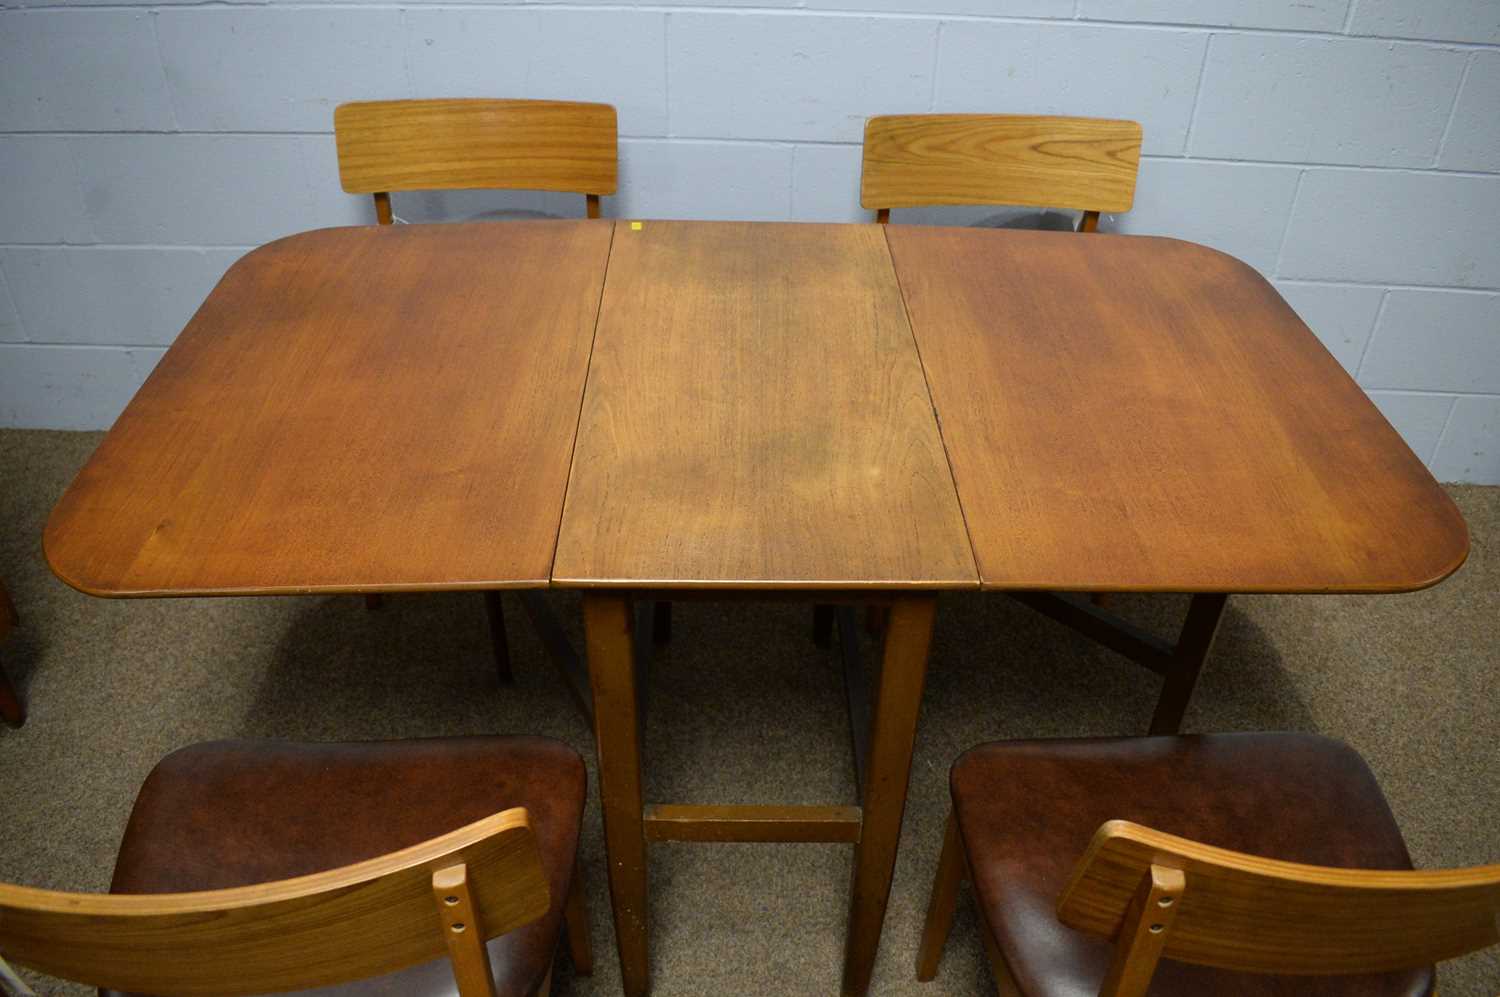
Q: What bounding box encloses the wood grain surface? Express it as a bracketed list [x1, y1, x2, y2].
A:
[551, 221, 976, 589]
[0, 807, 548, 996]
[44, 221, 613, 596]
[861, 114, 1142, 214]
[334, 99, 617, 197]
[886, 226, 1468, 593]
[1059, 820, 1500, 976]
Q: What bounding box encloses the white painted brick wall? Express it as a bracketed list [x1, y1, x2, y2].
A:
[1189, 35, 1467, 167]
[0, 0, 1496, 483]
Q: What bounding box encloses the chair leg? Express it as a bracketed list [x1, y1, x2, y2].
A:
[535, 963, 553, 997]
[0, 654, 24, 727]
[563, 858, 594, 975]
[652, 601, 671, 645]
[917, 809, 965, 981]
[812, 604, 835, 647]
[483, 592, 514, 685]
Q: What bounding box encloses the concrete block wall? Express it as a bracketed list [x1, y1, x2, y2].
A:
[1, 0, 1497, 482]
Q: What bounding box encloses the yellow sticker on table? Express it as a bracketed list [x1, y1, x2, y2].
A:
[630, 221, 643, 231]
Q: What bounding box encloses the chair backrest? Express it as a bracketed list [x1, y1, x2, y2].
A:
[333, 98, 618, 223]
[1058, 820, 1500, 997]
[0, 807, 550, 997]
[860, 113, 1142, 230]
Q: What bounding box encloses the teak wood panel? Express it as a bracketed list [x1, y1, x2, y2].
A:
[861, 114, 1142, 213]
[334, 99, 618, 197]
[1058, 821, 1500, 976]
[45, 221, 613, 597]
[887, 226, 1468, 593]
[552, 221, 976, 589]
[0, 808, 548, 996]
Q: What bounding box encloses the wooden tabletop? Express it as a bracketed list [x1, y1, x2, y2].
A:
[45, 220, 1467, 598]
[551, 221, 976, 589]
[44, 221, 611, 596]
[887, 226, 1469, 593]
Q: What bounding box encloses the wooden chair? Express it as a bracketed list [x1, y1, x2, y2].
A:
[0, 736, 593, 996]
[859, 113, 1143, 230]
[916, 732, 1499, 996]
[333, 97, 619, 687]
[0, 578, 22, 726]
[852, 113, 1144, 639]
[334, 98, 618, 224]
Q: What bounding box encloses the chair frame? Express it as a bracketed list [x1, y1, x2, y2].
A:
[0, 805, 592, 997]
[918, 812, 1500, 997]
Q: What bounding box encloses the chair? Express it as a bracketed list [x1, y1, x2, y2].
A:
[859, 113, 1143, 230]
[0, 579, 22, 726]
[0, 736, 593, 996]
[916, 732, 1500, 996]
[332, 97, 619, 692]
[333, 98, 618, 224]
[852, 113, 1145, 644]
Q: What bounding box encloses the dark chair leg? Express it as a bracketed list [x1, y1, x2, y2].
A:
[1148, 593, 1229, 736]
[652, 601, 671, 644]
[0, 655, 24, 727]
[484, 592, 514, 685]
[813, 604, 835, 647]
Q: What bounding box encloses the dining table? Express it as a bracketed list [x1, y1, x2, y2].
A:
[43, 217, 1469, 997]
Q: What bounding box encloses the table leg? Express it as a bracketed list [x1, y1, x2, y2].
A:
[582, 593, 650, 997]
[841, 594, 937, 997]
[1148, 592, 1229, 736]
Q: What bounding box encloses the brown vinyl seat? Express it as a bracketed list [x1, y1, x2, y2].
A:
[917, 733, 1500, 996]
[1, 735, 591, 997]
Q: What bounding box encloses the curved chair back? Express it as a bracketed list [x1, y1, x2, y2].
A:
[860, 113, 1142, 230]
[334, 98, 619, 222]
[1058, 820, 1500, 996]
[0, 807, 548, 997]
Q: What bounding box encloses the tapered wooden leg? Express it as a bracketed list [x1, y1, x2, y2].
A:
[652, 602, 671, 644]
[582, 594, 649, 997]
[1148, 593, 1228, 736]
[0, 655, 23, 728]
[564, 858, 594, 975]
[842, 595, 937, 997]
[813, 604, 835, 647]
[916, 809, 965, 981]
[484, 592, 514, 685]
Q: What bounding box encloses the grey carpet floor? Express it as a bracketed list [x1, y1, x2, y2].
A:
[1, 428, 1497, 996]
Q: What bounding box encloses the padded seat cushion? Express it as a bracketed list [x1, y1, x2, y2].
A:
[950, 732, 1433, 997]
[104, 735, 586, 997]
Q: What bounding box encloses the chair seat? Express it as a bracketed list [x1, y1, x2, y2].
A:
[103, 736, 586, 997]
[950, 732, 1434, 997]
